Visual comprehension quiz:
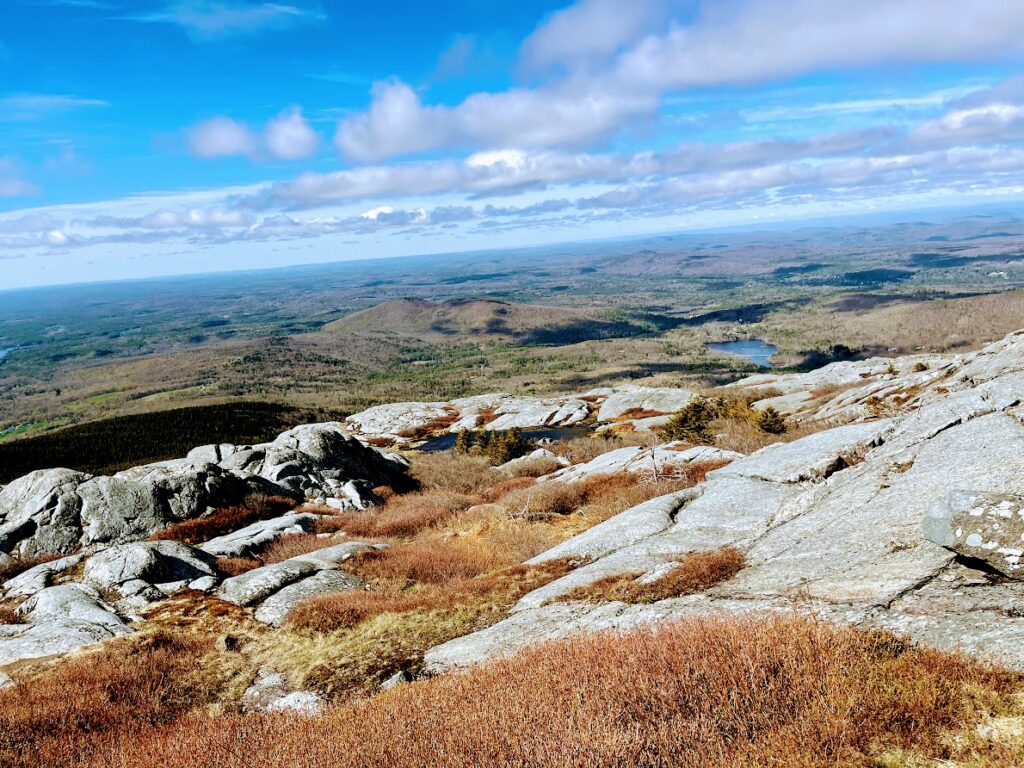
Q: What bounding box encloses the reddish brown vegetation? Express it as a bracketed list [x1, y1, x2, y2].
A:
[150, 496, 295, 545]
[0, 630, 215, 768]
[314, 491, 478, 539]
[613, 407, 669, 421]
[563, 547, 746, 604]
[214, 557, 261, 577]
[67, 616, 1022, 768]
[474, 406, 499, 426]
[0, 603, 21, 625]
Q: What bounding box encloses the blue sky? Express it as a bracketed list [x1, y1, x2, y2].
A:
[2, 0, 1024, 288]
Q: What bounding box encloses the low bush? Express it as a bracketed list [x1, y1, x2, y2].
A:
[409, 452, 501, 495]
[82, 616, 1024, 768]
[562, 547, 746, 604]
[150, 496, 295, 545]
[214, 557, 262, 577]
[315, 490, 478, 539]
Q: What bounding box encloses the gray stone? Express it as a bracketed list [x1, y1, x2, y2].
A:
[925, 491, 1024, 576]
[83, 540, 217, 592]
[253, 569, 362, 627]
[199, 513, 318, 557]
[3, 553, 85, 598]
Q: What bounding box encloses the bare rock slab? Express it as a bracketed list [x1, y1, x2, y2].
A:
[926, 491, 1024, 577]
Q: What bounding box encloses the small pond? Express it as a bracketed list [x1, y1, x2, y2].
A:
[706, 339, 778, 368]
[419, 424, 593, 453]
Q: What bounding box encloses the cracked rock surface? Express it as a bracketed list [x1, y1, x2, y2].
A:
[425, 331, 1024, 673]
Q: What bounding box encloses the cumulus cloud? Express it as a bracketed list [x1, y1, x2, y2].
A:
[189, 109, 319, 161]
[520, 0, 669, 74]
[334, 0, 1024, 163]
[335, 78, 657, 162]
[265, 107, 319, 160]
[188, 116, 259, 158]
[125, 1, 326, 41]
[615, 0, 1024, 90]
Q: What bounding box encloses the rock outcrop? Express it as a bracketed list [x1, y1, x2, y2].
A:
[425, 331, 1024, 673]
[0, 423, 408, 557]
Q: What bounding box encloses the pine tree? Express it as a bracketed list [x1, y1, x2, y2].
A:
[657, 398, 714, 444]
[756, 406, 787, 435]
[454, 429, 473, 454]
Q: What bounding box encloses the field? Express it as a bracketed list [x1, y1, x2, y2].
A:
[4, 210, 1024, 448]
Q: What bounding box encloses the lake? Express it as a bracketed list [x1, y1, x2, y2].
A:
[706, 339, 778, 368]
[420, 424, 593, 453]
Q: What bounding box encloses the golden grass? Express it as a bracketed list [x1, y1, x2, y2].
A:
[311, 490, 478, 539]
[0, 553, 64, 583]
[562, 547, 746, 604]
[67, 616, 1024, 768]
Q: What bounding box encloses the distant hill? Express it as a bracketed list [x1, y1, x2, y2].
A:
[323, 298, 650, 345]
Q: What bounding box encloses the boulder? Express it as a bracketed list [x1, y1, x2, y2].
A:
[0, 469, 89, 556]
[83, 540, 217, 593]
[545, 443, 741, 483]
[199, 513, 318, 558]
[2, 553, 85, 598]
[218, 541, 380, 608]
[925, 491, 1024, 577]
[253, 570, 362, 627]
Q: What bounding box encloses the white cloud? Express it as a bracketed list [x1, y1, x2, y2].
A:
[520, 0, 669, 74]
[334, 0, 1024, 163]
[0, 93, 109, 121]
[188, 116, 259, 158]
[0, 178, 38, 197]
[616, 0, 1024, 90]
[125, 1, 326, 41]
[335, 78, 657, 162]
[265, 107, 319, 160]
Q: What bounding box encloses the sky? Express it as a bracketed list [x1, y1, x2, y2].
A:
[3, 0, 1024, 289]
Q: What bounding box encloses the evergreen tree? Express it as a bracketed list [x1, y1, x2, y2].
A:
[657, 398, 714, 444]
[454, 429, 473, 454]
[756, 406, 788, 435]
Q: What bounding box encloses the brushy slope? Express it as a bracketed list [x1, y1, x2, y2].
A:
[4, 616, 1019, 768]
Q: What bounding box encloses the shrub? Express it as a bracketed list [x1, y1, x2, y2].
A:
[0, 602, 21, 625]
[150, 496, 295, 545]
[657, 399, 714, 443]
[315, 490, 477, 539]
[562, 547, 745, 604]
[913, 361, 930, 372]
[84, 616, 1023, 768]
[214, 557, 261, 577]
[756, 406, 788, 434]
[409, 452, 499, 495]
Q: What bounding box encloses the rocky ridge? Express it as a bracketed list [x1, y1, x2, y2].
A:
[424, 330, 1024, 672]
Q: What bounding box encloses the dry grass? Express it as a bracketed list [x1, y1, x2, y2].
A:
[495, 471, 692, 523]
[552, 433, 653, 464]
[256, 533, 339, 564]
[0, 553, 64, 583]
[313, 490, 478, 539]
[78, 616, 1024, 768]
[150, 495, 296, 546]
[288, 560, 575, 634]
[0, 630, 217, 768]
[562, 547, 745, 604]
[408, 452, 503, 495]
[214, 557, 262, 577]
[0, 602, 21, 625]
[499, 454, 565, 477]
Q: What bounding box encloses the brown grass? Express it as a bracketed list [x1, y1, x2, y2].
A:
[313, 490, 478, 539]
[0, 553, 64, 583]
[409, 452, 502, 495]
[214, 557, 262, 577]
[79, 616, 1024, 768]
[0, 602, 21, 625]
[563, 547, 745, 604]
[499, 454, 566, 478]
[475, 406, 499, 426]
[613, 407, 669, 422]
[150, 495, 296, 546]
[552, 433, 653, 464]
[288, 560, 575, 634]
[256, 534, 338, 564]
[0, 630, 217, 768]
